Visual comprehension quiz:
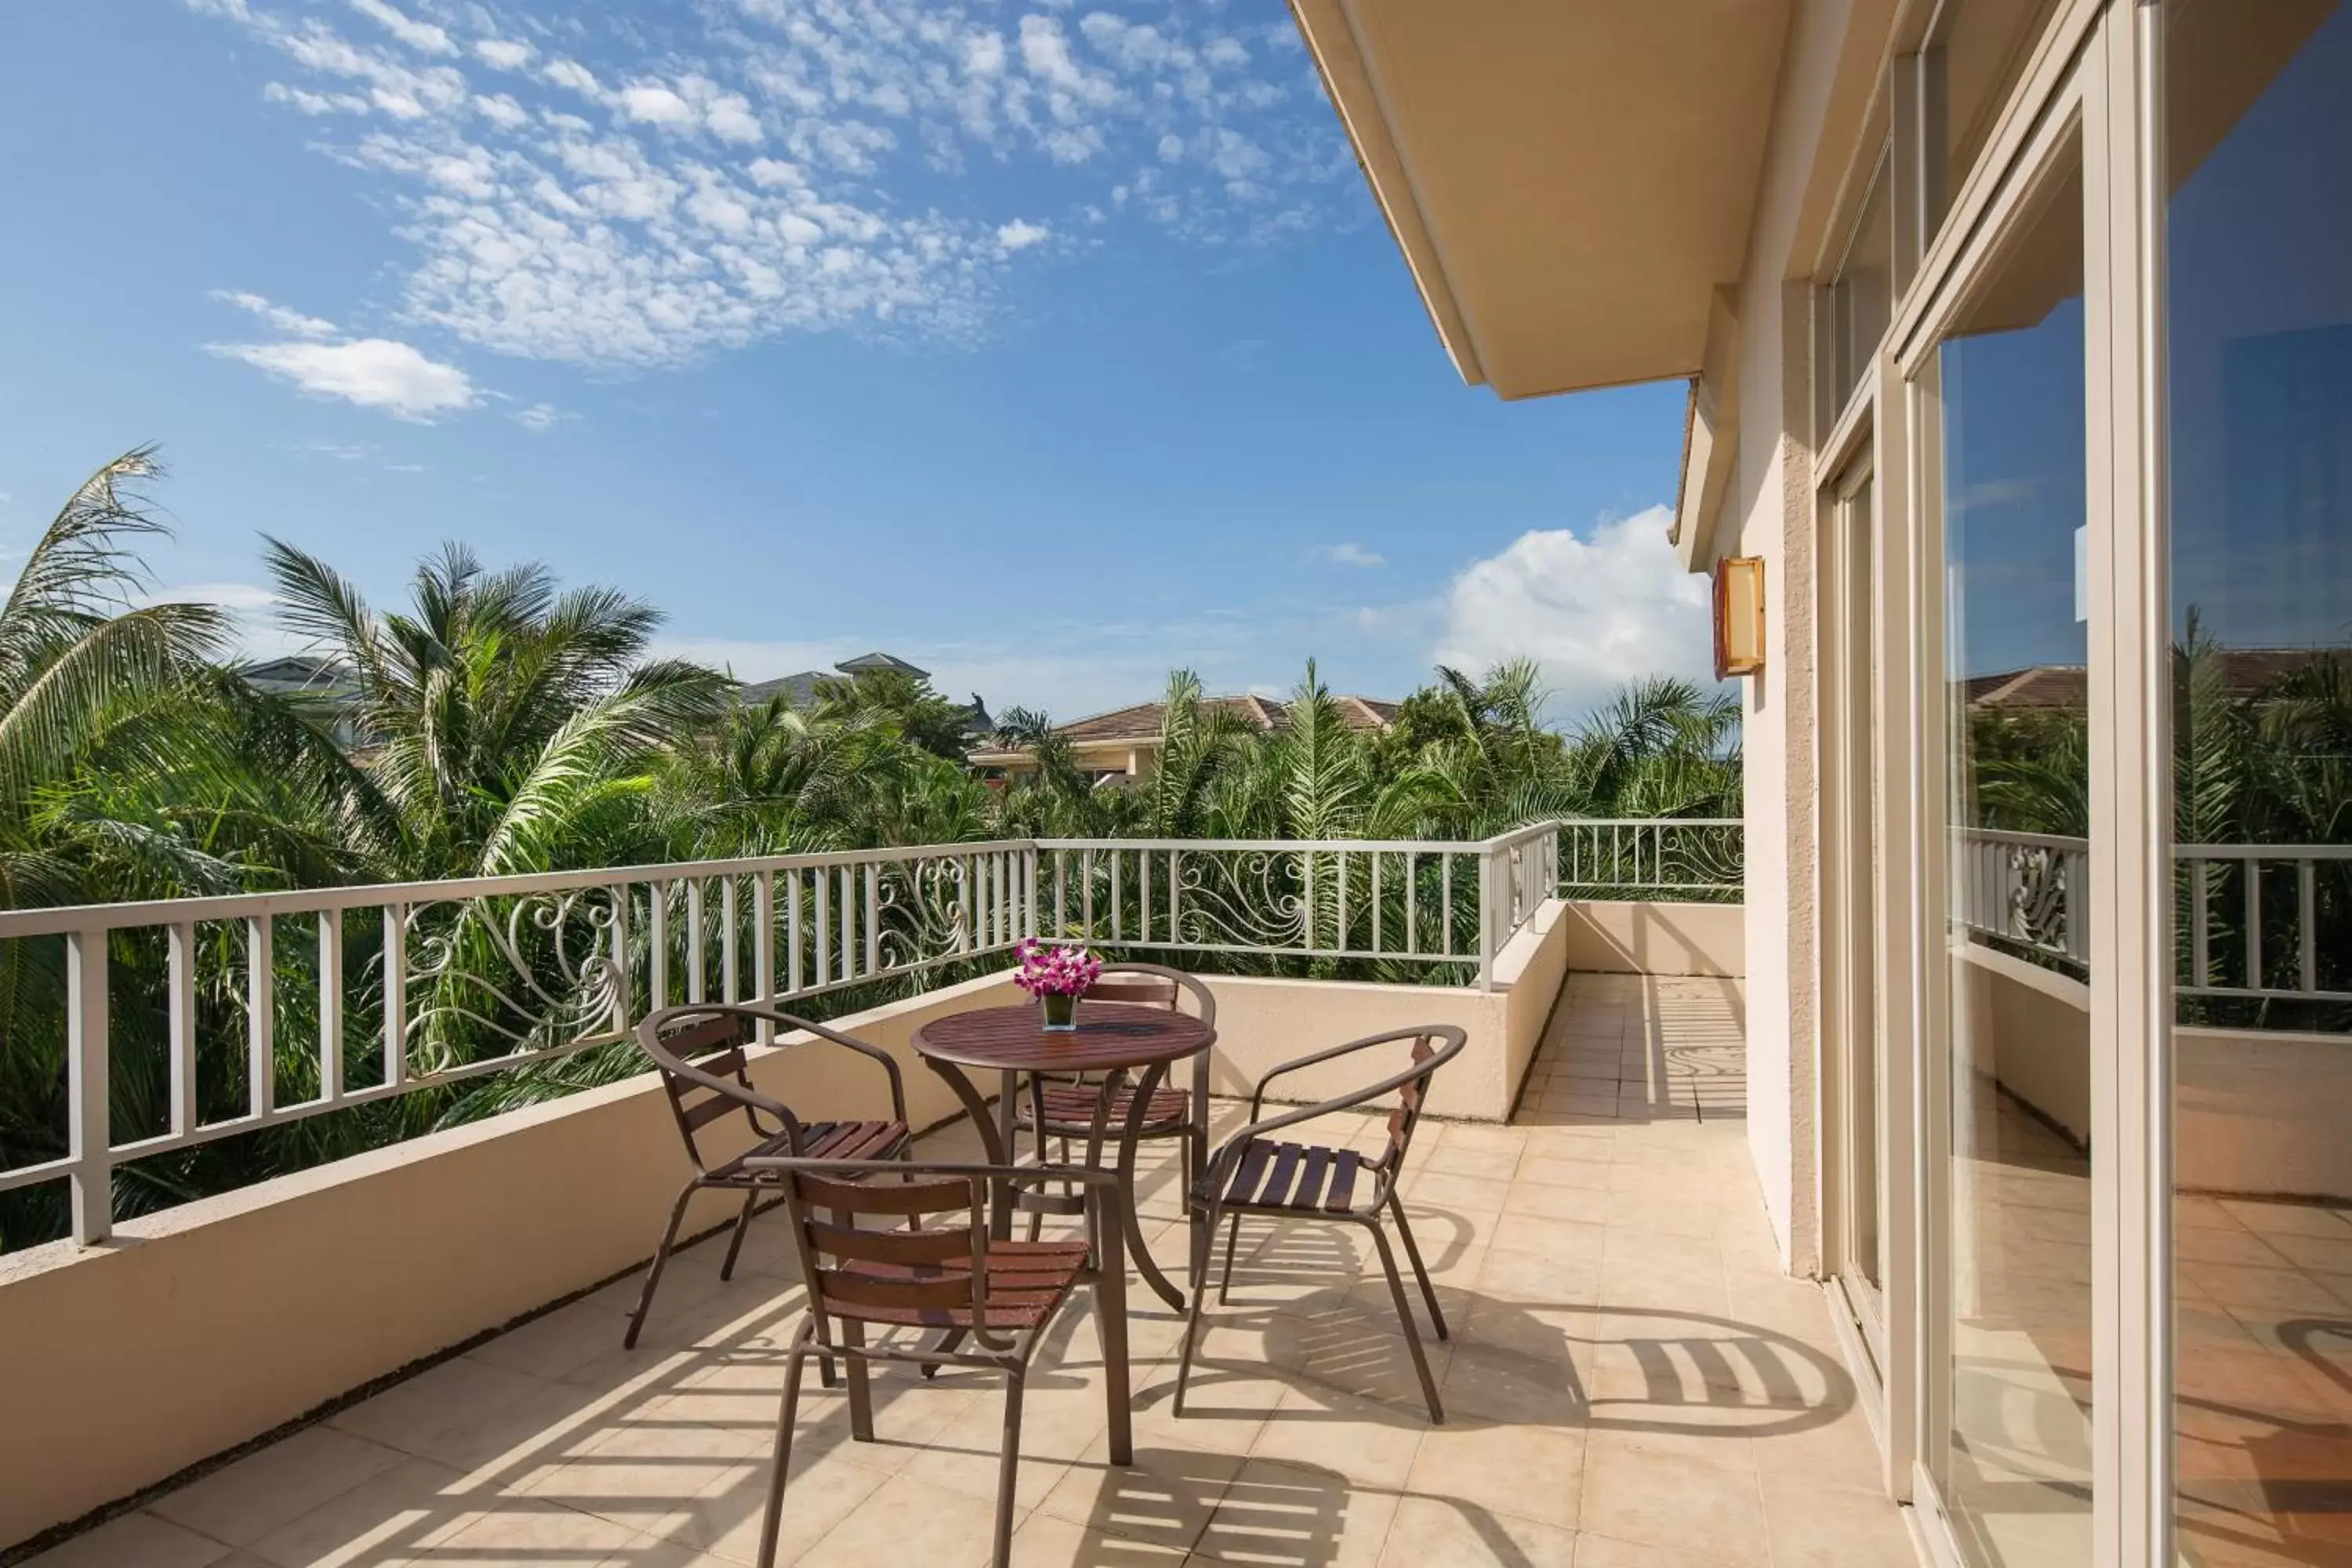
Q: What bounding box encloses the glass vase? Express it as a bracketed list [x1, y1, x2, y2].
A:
[1039, 993, 1078, 1031]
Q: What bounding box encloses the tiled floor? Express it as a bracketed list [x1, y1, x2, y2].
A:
[32, 972, 1916, 1568]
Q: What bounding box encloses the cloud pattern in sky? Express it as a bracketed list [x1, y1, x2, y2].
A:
[187, 0, 1351, 371]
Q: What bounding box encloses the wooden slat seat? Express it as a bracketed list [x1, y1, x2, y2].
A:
[821, 1240, 1092, 1330]
[1022, 1081, 1192, 1134]
[710, 1118, 907, 1179]
[1211, 1138, 1370, 1215]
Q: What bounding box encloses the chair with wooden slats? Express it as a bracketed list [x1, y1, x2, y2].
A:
[739, 1155, 1133, 1568]
[624, 1003, 913, 1349]
[1014, 962, 1217, 1236]
[1173, 1023, 1469, 1423]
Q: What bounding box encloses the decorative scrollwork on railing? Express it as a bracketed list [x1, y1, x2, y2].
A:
[1173, 848, 1308, 951]
[2004, 844, 2071, 956]
[402, 889, 623, 1073]
[873, 855, 976, 973]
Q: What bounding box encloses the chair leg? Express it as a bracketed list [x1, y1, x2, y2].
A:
[842, 1320, 876, 1443]
[1173, 1203, 1220, 1417]
[718, 1189, 759, 1281]
[1385, 1190, 1449, 1341]
[992, 1371, 1026, 1568]
[624, 1181, 698, 1349]
[1365, 1221, 1444, 1425]
[1217, 1213, 1243, 1304]
[753, 1342, 810, 1568]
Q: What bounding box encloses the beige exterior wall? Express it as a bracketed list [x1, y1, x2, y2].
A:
[1559, 899, 1746, 978]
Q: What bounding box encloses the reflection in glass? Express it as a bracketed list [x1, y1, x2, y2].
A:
[1828, 148, 1893, 426]
[2165, 5, 2352, 1563]
[1936, 144, 2092, 1568]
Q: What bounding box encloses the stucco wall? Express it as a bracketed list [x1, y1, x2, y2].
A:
[1559, 900, 1745, 978]
[0, 972, 1023, 1553]
[1200, 898, 1571, 1123]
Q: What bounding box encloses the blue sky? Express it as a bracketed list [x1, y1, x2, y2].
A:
[0, 0, 1705, 724]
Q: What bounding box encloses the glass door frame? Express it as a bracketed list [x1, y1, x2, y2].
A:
[1878, 0, 2173, 1561]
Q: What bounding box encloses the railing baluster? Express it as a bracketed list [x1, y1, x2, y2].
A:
[1167, 849, 1178, 942]
[649, 880, 670, 1013]
[815, 867, 831, 987]
[1371, 851, 1384, 955]
[721, 877, 740, 1004]
[753, 873, 775, 1040]
[787, 871, 804, 995]
[247, 916, 274, 1118]
[1302, 848, 1317, 951]
[686, 878, 706, 1004]
[838, 866, 855, 982]
[1111, 849, 1123, 943]
[1440, 852, 1454, 956]
[1405, 851, 1419, 955]
[1054, 848, 1068, 939]
[1139, 849, 1152, 945]
[609, 884, 631, 1030]
[2299, 858, 2318, 995]
[2248, 860, 2264, 991]
[2191, 857, 2212, 989]
[67, 927, 111, 1243]
[1083, 848, 1095, 939]
[1337, 847, 1350, 952]
[865, 862, 881, 975]
[318, 909, 344, 1103]
[383, 905, 406, 1089]
[167, 922, 197, 1137]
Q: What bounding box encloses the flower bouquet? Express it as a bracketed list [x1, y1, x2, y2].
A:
[1014, 938, 1102, 1031]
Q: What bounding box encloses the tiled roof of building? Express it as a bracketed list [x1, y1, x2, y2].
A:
[1967, 648, 2342, 710]
[1046, 693, 1397, 747]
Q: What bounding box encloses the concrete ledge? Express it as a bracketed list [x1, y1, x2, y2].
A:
[1561, 898, 1744, 977]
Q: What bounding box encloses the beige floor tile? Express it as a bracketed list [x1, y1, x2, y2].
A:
[1570, 1528, 1735, 1566]
[898, 1381, 1105, 1512]
[328, 1358, 607, 1475]
[661, 1447, 886, 1566]
[245, 1457, 476, 1568]
[521, 1415, 766, 1537]
[420, 1496, 644, 1560]
[1374, 1494, 1577, 1567]
[151, 1428, 408, 1548]
[1436, 1345, 1588, 1428]
[1249, 1381, 1428, 1491]
[1578, 1443, 1769, 1567]
[1475, 1244, 1603, 1305]
[1008, 1509, 1189, 1566]
[1420, 1142, 1523, 1184]
[795, 1472, 1003, 1567]
[1133, 1368, 1287, 1456]
[1756, 1472, 1915, 1567]
[24, 1512, 234, 1568]
[1037, 1437, 1246, 1554]
[1193, 1458, 1399, 1568]
[1400, 1171, 1510, 1217]
[1403, 1417, 1584, 1530]
[1515, 1155, 1614, 1190]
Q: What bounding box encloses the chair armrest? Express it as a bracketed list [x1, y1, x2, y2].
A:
[1243, 1025, 1456, 1122]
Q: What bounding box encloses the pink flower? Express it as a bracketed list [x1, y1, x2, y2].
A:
[1014, 939, 1101, 997]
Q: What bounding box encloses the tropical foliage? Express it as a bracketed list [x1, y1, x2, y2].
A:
[0, 452, 1742, 1249]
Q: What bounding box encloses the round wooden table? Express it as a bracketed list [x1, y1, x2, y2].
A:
[913, 1001, 1214, 1311]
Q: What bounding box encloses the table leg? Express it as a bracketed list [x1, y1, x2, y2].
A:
[1117, 1059, 1186, 1312]
[1094, 1181, 1132, 1465]
[921, 1058, 1016, 1239]
[993, 1069, 1020, 1240]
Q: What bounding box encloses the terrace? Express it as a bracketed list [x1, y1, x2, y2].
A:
[0, 821, 1912, 1567]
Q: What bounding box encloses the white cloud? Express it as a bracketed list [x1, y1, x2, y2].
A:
[348, 0, 453, 56]
[474, 37, 533, 71]
[512, 401, 570, 431]
[1434, 506, 1721, 724]
[187, 0, 1355, 365]
[995, 218, 1050, 252]
[212, 289, 339, 338]
[213, 336, 477, 419]
[1318, 543, 1386, 568]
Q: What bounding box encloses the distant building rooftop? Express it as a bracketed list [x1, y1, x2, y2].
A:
[970, 692, 1398, 774]
[1966, 648, 2340, 711]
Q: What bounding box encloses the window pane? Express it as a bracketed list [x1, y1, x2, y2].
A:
[1828, 147, 1893, 426]
[2165, 4, 2352, 1563]
[1935, 139, 2092, 1568]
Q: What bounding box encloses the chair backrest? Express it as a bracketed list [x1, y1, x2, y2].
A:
[780, 1167, 1002, 1343]
[638, 1005, 785, 1174]
[1377, 1025, 1468, 1175]
[1088, 961, 1218, 1030]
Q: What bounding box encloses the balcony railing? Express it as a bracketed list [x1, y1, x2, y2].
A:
[0, 817, 1743, 1243]
[1959, 827, 2352, 1006]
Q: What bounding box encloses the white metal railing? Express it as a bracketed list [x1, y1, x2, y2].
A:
[1958, 828, 2352, 1004]
[1556, 818, 1744, 898]
[0, 817, 1746, 1243]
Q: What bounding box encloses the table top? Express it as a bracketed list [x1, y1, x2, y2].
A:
[913, 1002, 1214, 1073]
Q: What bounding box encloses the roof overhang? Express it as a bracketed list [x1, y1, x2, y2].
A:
[1290, 0, 1791, 401]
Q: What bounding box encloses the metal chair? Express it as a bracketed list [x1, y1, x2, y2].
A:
[1174, 1023, 1469, 1424]
[1015, 963, 1216, 1238]
[742, 1156, 1133, 1568]
[625, 1002, 912, 1350]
